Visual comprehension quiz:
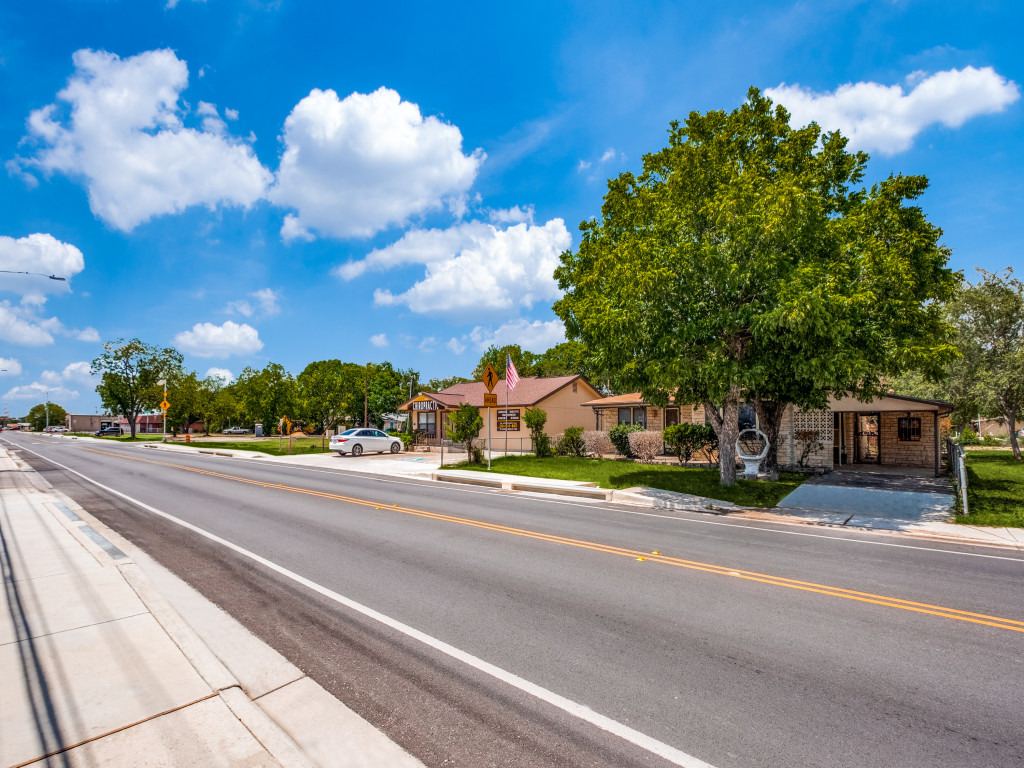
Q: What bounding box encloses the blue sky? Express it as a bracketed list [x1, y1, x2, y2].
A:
[1, 0, 1021, 416]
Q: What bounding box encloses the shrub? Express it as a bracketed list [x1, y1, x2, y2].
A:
[556, 426, 587, 457]
[470, 441, 485, 464]
[795, 429, 823, 468]
[525, 408, 552, 458]
[959, 428, 980, 446]
[389, 430, 413, 447]
[609, 423, 645, 457]
[628, 430, 664, 463]
[582, 430, 613, 458]
[981, 433, 998, 446]
[663, 423, 715, 465]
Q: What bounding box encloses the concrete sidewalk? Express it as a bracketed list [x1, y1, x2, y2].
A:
[0, 445, 424, 768]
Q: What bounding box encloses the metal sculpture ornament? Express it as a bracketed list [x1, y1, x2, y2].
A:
[735, 428, 770, 479]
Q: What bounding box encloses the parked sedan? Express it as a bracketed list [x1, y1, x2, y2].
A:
[330, 428, 402, 456]
[222, 426, 251, 435]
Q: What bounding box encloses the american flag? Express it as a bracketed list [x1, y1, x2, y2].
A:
[505, 353, 519, 391]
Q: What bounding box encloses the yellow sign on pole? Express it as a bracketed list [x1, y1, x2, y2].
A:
[160, 399, 170, 411]
[483, 393, 498, 407]
[481, 364, 499, 393]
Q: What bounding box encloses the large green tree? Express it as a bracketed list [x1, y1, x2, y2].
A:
[235, 363, 297, 434]
[472, 344, 538, 379]
[27, 402, 67, 431]
[947, 268, 1023, 460]
[554, 88, 956, 484]
[297, 360, 349, 433]
[92, 339, 184, 438]
[165, 371, 206, 434]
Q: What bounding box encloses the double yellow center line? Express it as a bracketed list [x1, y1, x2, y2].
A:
[85, 446, 1024, 635]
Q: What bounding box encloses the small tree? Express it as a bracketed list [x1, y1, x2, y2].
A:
[555, 426, 587, 457]
[447, 403, 483, 463]
[524, 407, 552, 457]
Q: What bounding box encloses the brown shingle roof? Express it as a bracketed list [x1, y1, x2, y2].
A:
[402, 375, 601, 409]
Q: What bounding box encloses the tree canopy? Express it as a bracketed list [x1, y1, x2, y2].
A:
[554, 88, 957, 484]
[27, 402, 67, 431]
[92, 338, 183, 438]
[947, 268, 1023, 459]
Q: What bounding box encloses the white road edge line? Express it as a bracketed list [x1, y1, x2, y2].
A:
[10, 440, 716, 768]
[21, 437, 1024, 563]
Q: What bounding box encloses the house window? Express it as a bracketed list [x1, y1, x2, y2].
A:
[418, 412, 437, 436]
[898, 417, 921, 442]
[617, 407, 647, 426]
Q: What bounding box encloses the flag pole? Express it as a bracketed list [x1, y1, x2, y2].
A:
[504, 360, 509, 457]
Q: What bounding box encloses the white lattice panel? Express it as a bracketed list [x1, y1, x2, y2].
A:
[793, 409, 833, 442]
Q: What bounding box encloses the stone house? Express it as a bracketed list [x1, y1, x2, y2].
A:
[581, 392, 952, 476]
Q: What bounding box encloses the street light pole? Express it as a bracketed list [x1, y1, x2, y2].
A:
[45, 393, 50, 430]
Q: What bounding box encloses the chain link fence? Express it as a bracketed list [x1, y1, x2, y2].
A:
[947, 438, 968, 515]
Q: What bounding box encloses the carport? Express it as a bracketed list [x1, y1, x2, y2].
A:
[826, 393, 953, 478]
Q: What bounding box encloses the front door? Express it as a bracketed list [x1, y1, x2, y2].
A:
[854, 413, 880, 464]
[663, 408, 680, 454]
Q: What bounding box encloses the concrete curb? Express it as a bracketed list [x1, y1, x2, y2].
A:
[46, 491, 318, 768]
[432, 470, 612, 500]
[40, 483, 422, 768]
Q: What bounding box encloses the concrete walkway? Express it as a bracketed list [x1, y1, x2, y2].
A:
[0, 445, 424, 768]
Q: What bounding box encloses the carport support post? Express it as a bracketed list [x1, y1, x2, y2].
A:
[934, 411, 940, 478]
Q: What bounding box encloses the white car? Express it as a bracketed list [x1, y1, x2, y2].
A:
[330, 428, 402, 456]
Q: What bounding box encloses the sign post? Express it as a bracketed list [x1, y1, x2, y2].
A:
[158, 379, 168, 442]
[482, 364, 498, 470]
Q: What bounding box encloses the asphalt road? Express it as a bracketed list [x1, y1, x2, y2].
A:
[5, 432, 1024, 768]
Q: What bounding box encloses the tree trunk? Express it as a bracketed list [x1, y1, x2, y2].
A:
[754, 398, 786, 481]
[1005, 406, 1021, 461]
[704, 386, 740, 486]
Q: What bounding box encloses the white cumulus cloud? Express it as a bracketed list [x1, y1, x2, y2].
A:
[0, 233, 85, 294]
[3, 381, 80, 401]
[337, 218, 570, 319]
[224, 287, 281, 318]
[766, 66, 1020, 154]
[174, 320, 263, 358]
[0, 358, 23, 376]
[369, 333, 389, 347]
[0, 302, 56, 346]
[466, 318, 566, 353]
[271, 87, 484, 240]
[19, 49, 272, 231]
[204, 367, 235, 384]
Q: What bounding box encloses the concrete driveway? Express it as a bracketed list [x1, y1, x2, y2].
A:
[775, 468, 955, 528]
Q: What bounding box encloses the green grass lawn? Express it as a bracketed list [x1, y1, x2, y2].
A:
[79, 433, 334, 455]
[960, 450, 1024, 527]
[445, 455, 808, 507]
[184, 438, 334, 456]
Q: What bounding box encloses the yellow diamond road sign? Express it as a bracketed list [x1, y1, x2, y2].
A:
[160, 399, 170, 411]
[481, 364, 499, 393]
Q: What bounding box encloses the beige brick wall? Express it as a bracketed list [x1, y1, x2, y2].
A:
[879, 411, 936, 468]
